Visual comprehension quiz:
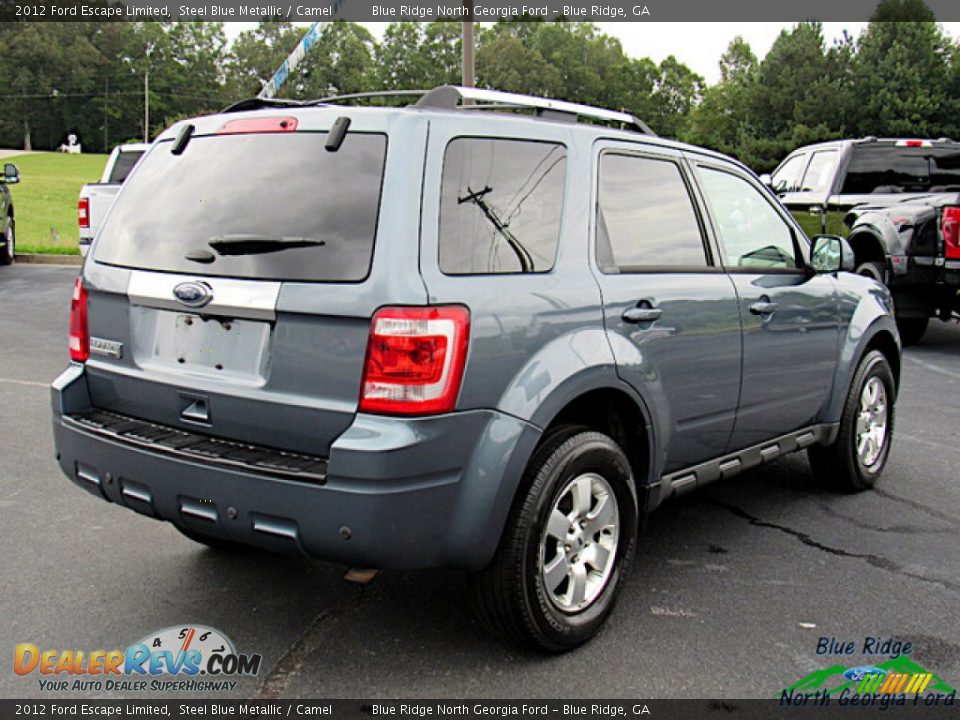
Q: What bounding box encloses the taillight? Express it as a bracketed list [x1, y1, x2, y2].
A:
[942, 206, 960, 260]
[77, 198, 89, 229]
[359, 306, 470, 415]
[69, 278, 89, 362]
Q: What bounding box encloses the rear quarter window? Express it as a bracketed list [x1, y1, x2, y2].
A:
[439, 137, 566, 275]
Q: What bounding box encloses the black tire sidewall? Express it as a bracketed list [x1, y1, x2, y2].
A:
[843, 352, 896, 488]
[519, 433, 638, 649]
[856, 260, 885, 283]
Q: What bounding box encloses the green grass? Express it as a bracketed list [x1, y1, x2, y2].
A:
[6, 152, 107, 255]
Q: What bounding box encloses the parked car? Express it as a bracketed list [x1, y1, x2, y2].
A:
[52, 87, 901, 652]
[78, 143, 148, 256]
[1, 162, 18, 265]
[765, 138, 960, 344]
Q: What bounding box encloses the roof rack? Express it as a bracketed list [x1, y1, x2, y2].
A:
[415, 85, 655, 135]
[312, 90, 430, 105]
[223, 85, 655, 135]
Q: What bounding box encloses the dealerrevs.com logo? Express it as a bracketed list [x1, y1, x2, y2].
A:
[14, 625, 262, 693]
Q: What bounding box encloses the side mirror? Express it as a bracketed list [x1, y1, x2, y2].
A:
[2, 163, 19, 185]
[759, 173, 773, 188]
[811, 234, 855, 274]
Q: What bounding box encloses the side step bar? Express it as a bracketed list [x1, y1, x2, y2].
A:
[661, 423, 838, 500]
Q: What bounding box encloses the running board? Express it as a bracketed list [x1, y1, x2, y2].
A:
[661, 424, 838, 500]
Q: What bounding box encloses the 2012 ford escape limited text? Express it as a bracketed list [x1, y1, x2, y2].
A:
[52, 86, 902, 652]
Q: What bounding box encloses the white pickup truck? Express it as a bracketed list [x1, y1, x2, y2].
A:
[78, 143, 148, 256]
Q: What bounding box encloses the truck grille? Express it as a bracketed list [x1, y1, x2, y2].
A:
[64, 409, 328, 484]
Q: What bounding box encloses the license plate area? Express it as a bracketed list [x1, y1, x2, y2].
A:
[130, 307, 270, 384]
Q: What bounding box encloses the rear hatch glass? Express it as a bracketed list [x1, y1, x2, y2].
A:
[94, 131, 387, 282]
[107, 150, 144, 183]
[842, 143, 960, 194]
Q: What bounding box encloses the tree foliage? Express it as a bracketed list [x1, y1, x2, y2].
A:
[2, 2, 960, 175]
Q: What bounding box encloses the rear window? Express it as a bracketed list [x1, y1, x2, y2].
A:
[842, 144, 960, 194]
[94, 132, 387, 282]
[107, 150, 144, 183]
[439, 138, 566, 275]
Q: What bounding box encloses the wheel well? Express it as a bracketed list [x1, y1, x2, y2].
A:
[542, 388, 651, 491]
[848, 232, 885, 266]
[865, 330, 901, 391]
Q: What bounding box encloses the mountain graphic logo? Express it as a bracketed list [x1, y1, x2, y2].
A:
[782, 656, 956, 697]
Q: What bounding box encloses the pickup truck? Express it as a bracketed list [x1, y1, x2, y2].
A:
[78, 143, 148, 256]
[766, 138, 960, 344]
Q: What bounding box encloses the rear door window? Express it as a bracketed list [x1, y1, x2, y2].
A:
[439, 138, 566, 274]
[596, 153, 709, 271]
[94, 132, 387, 282]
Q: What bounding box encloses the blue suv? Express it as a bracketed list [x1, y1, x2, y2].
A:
[52, 86, 900, 651]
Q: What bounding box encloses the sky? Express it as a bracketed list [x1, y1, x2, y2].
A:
[222, 21, 960, 85]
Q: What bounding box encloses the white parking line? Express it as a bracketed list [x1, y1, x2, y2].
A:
[906, 355, 960, 381]
[0, 377, 47, 388]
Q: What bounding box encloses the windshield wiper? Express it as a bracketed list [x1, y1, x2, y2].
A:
[457, 186, 534, 272]
[207, 235, 326, 256]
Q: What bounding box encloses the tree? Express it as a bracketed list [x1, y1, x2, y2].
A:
[0, 23, 102, 150]
[851, 2, 954, 137]
[374, 21, 461, 90]
[225, 21, 306, 99]
[285, 22, 376, 99]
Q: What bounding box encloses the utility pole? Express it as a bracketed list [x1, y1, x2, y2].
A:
[103, 78, 108, 151]
[143, 66, 149, 144]
[462, 1, 474, 88]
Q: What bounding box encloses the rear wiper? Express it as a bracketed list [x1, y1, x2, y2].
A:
[207, 235, 326, 256]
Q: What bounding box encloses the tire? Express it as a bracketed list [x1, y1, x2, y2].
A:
[470, 428, 638, 653]
[808, 350, 896, 492]
[175, 525, 253, 553]
[896, 316, 928, 346]
[855, 260, 885, 284]
[0, 217, 13, 266]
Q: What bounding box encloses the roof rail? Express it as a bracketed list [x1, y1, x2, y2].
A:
[415, 85, 655, 135]
[311, 90, 430, 105]
[222, 85, 656, 135]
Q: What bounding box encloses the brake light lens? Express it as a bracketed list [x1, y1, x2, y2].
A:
[69, 278, 89, 362]
[216, 116, 298, 134]
[943, 207, 960, 260]
[77, 198, 89, 229]
[359, 306, 470, 415]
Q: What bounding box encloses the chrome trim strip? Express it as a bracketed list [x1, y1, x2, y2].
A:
[121, 484, 152, 503]
[253, 518, 298, 540]
[180, 499, 218, 523]
[127, 270, 281, 321]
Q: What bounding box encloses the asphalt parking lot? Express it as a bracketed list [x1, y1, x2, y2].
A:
[2, 264, 959, 700]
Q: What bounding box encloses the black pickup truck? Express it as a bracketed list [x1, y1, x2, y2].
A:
[766, 138, 960, 344]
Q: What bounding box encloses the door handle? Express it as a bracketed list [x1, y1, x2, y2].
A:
[622, 306, 663, 324]
[749, 301, 778, 316]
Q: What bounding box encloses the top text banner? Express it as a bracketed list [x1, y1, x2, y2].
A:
[7, 0, 960, 22]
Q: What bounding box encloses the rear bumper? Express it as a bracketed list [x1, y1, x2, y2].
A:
[51, 365, 540, 570]
[888, 257, 960, 316]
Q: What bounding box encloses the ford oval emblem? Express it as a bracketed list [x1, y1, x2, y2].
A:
[173, 281, 213, 308]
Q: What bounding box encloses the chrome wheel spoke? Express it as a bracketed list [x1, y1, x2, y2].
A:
[569, 563, 588, 607]
[543, 553, 569, 593]
[585, 493, 615, 536]
[571, 476, 593, 517]
[546, 508, 568, 541]
[585, 541, 610, 571]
